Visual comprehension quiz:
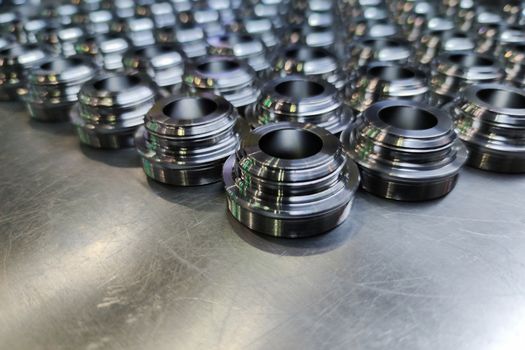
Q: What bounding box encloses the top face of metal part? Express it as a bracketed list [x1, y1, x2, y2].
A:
[347, 37, 413, 70]
[184, 56, 256, 90]
[207, 32, 265, 58]
[123, 44, 185, 71]
[29, 56, 97, 85]
[459, 83, 525, 117]
[433, 52, 504, 82]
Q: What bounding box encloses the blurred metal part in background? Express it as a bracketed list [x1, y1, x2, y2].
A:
[448, 83, 525, 173]
[246, 76, 353, 134]
[502, 42, 525, 87]
[71, 72, 157, 149]
[26, 55, 97, 122]
[341, 100, 468, 201]
[155, 22, 208, 58]
[135, 93, 247, 186]
[223, 122, 360, 237]
[346, 37, 413, 72]
[75, 33, 130, 71]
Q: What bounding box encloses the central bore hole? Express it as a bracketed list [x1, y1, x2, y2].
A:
[259, 129, 323, 159]
[476, 88, 525, 109]
[274, 80, 324, 98]
[198, 60, 239, 73]
[162, 97, 217, 120]
[379, 106, 438, 130]
[285, 47, 327, 60]
[94, 75, 140, 92]
[448, 53, 493, 66]
[41, 58, 81, 71]
[368, 65, 414, 80]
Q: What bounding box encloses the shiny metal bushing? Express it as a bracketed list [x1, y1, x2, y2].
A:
[110, 16, 156, 47]
[0, 43, 48, 101]
[346, 37, 413, 72]
[502, 42, 525, 87]
[206, 33, 270, 78]
[341, 100, 468, 201]
[155, 23, 208, 58]
[271, 45, 346, 90]
[26, 56, 97, 122]
[135, 94, 246, 186]
[246, 76, 353, 134]
[75, 33, 130, 71]
[36, 25, 85, 57]
[283, 24, 335, 51]
[345, 16, 398, 40]
[477, 23, 525, 55]
[430, 52, 504, 106]
[135, 2, 176, 28]
[123, 44, 186, 96]
[183, 56, 259, 115]
[416, 28, 475, 65]
[223, 122, 360, 237]
[236, 16, 279, 52]
[71, 72, 157, 149]
[448, 83, 525, 173]
[346, 62, 429, 114]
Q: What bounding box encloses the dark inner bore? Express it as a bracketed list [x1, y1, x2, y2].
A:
[93, 75, 140, 92]
[41, 57, 81, 71]
[476, 88, 525, 109]
[368, 65, 414, 80]
[259, 129, 323, 159]
[379, 106, 438, 130]
[197, 59, 239, 73]
[274, 80, 324, 98]
[448, 53, 493, 66]
[162, 97, 217, 120]
[285, 47, 327, 60]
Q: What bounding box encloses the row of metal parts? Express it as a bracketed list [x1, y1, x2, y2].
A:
[1, 0, 525, 238]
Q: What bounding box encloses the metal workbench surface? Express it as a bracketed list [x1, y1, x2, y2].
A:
[1, 101, 525, 350]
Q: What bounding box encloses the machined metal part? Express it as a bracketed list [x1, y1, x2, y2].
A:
[110, 16, 156, 47]
[36, 25, 85, 58]
[71, 72, 157, 149]
[0, 42, 48, 101]
[183, 56, 259, 115]
[74, 9, 113, 35]
[346, 62, 429, 114]
[447, 83, 525, 173]
[237, 16, 279, 51]
[283, 24, 335, 51]
[135, 93, 247, 186]
[223, 121, 360, 237]
[123, 44, 186, 96]
[271, 45, 346, 90]
[155, 23, 208, 58]
[502, 42, 525, 87]
[416, 28, 475, 65]
[346, 37, 413, 72]
[345, 16, 398, 40]
[42, 4, 79, 26]
[341, 99, 468, 201]
[75, 33, 130, 71]
[26, 56, 97, 122]
[135, 1, 176, 28]
[22, 18, 49, 44]
[206, 32, 270, 78]
[477, 23, 525, 55]
[246, 76, 353, 134]
[397, 1, 436, 42]
[430, 52, 505, 106]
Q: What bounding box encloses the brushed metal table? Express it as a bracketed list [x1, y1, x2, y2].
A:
[1, 101, 525, 350]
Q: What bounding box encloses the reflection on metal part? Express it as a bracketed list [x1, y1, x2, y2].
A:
[135, 94, 247, 186]
[430, 52, 504, 106]
[271, 45, 346, 90]
[246, 76, 353, 134]
[223, 122, 360, 237]
[206, 32, 270, 78]
[284, 24, 335, 51]
[416, 28, 475, 65]
[346, 37, 413, 72]
[26, 56, 97, 122]
[345, 16, 398, 40]
[36, 25, 85, 57]
[183, 56, 259, 115]
[341, 100, 468, 201]
[502, 42, 525, 87]
[346, 62, 429, 114]
[448, 84, 525, 173]
[71, 72, 157, 149]
[155, 23, 208, 58]
[110, 16, 156, 47]
[75, 33, 130, 71]
[0, 42, 49, 101]
[123, 44, 186, 96]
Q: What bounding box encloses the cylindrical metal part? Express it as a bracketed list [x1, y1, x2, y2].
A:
[26, 56, 97, 122]
[36, 25, 85, 58]
[110, 16, 156, 47]
[123, 44, 186, 96]
[75, 33, 130, 71]
[283, 24, 336, 51]
[246, 76, 353, 134]
[416, 28, 475, 65]
[502, 42, 525, 87]
[271, 45, 346, 90]
[0, 42, 49, 101]
[183, 56, 259, 115]
[341, 100, 468, 201]
[346, 62, 429, 114]
[447, 83, 525, 173]
[135, 93, 247, 186]
[155, 23, 208, 58]
[346, 37, 413, 72]
[430, 52, 504, 106]
[223, 122, 360, 237]
[71, 72, 157, 149]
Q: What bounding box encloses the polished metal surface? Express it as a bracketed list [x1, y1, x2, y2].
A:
[155, 22, 208, 58]
[346, 37, 413, 72]
[25, 55, 97, 122]
[341, 100, 468, 201]
[71, 72, 157, 149]
[135, 93, 246, 186]
[246, 76, 353, 134]
[223, 122, 359, 237]
[502, 42, 525, 87]
[416, 28, 475, 65]
[74, 33, 130, 71]
[346, 61, 429, 113]
[447, 83, 525, 173]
